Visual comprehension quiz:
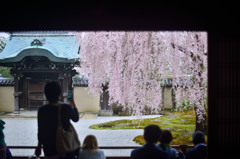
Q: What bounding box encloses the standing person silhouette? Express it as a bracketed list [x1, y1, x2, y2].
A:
[0, 119, 12, 159]
[35, 81, 79, 159]
[0, 119, 6, 159]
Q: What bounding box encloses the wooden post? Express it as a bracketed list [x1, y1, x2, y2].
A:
[13, 75, 20, 114]
[62, 72, 68, 103]
[100, 83, 109, 111]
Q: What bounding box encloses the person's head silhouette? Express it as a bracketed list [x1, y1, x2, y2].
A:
[144, 124, 162, 143]
[44, 81, 62, 103]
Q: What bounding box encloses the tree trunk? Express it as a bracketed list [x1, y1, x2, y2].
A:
[194, 106, 208, 134]
[100, 83, 111, 111]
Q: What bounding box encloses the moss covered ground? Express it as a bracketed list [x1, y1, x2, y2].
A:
[89, 109, 197, 145]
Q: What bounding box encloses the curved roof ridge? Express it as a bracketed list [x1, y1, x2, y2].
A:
[11, 31, 75, 36]
[0, 31, 80, 65]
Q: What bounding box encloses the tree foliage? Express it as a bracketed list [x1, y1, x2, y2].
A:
[75, 31, 207, 123]
[0, 34, 12, 78]
[0, 35, 7, 52]
[0, 67, 12, 78]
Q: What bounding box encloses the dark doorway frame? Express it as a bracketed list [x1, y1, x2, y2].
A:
[1, 2, 240, 159]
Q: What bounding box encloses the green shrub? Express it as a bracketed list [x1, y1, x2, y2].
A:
[133, 135, 145, 145]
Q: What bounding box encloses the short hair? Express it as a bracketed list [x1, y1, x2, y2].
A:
[144, 124, 162, 143]
[44, 81, 62, 102]
[160, 130, 173, 144]
[82, 134, 99, 150]
[192, 131, 205, 145]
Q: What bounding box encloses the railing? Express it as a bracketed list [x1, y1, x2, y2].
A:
[9, 145, 194, 159]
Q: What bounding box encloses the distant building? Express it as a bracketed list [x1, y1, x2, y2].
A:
[0, 31, 99, 113]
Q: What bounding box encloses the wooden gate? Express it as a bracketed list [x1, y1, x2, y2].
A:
[27, 80, 46, 110]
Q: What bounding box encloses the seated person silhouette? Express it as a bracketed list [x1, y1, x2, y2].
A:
[158, 130, 181, 159]
[78, 134, 105, 159]
[185, 131, 207, 159]
[130, 124, 169, 159]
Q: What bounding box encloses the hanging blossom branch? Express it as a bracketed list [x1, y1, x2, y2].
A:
[75, 31, 208, 121]
[167, 31, 208, 122]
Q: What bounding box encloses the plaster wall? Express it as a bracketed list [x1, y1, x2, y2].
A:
[0, 86, 172, 113]
[163, 87, 173, 109]
[74, 87, 100, 112]
[0, 86, 14, 112]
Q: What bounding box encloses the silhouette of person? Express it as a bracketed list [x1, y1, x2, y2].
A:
[0, 119, 7, 159]
[158, 130, 180, 159]
[35, 81, 79, 159]
[78, 134, 105, 159]
[0, 119, 12, 159]
[130, 124, 169, 159]
[185, 131, 207, 159]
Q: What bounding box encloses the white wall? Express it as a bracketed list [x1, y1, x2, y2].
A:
[74, 87, 100, 112]
[163, 87, 173, 109]
[0, 86, 14, 112]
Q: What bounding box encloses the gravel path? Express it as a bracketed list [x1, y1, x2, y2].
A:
[2, 115, 160, 157]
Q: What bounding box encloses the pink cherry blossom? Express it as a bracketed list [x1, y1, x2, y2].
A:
[75, 31, 208, 123]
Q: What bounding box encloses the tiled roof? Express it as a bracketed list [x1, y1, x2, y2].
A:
[73, 77, 173, 87]
[164, 78, 173, 87]
[0, 77, 172, 87]
[73, 77, 89, 87]
[0, 31, 80, 65]
[0, 78, 14, 86]
[0, 77, 89, 87]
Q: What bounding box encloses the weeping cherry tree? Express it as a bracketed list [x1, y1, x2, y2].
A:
[75, 31, 208, 133]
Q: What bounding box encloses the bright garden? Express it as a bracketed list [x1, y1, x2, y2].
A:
[89, 109, 205, 146]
